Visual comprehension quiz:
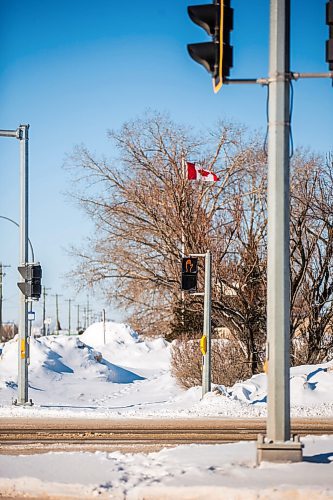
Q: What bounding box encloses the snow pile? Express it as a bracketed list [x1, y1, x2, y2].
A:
[81, 321, 170, 370]
[0, 321, 332, 418]
[81, 321, 139, 347]
[0, 322, 179, 414]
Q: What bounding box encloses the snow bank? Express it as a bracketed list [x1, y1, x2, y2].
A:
[81, 321, 139, 347]
[0, 321, 332, 418]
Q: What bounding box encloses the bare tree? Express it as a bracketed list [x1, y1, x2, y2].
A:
[66, 113, 247, 336]
[290, 153, 333, 364]
[66, 112, 333, 385]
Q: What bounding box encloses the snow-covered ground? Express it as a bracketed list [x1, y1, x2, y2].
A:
[0, 437, 333, 499]
[0, 321, 332, 498]
[1, 321, 333, 419]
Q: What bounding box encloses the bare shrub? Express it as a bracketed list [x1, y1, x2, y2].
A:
[212, 340, 253, 387]
[1, 323, 18, 342]
[171, 336, 202, 389]
[171, 335, 254, 389]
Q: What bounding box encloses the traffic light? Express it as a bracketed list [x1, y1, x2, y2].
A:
[181, 257, 198, 292]
[18, 263, 42, 300]
[326, 0, 333, 70]
[187, 0, 233, 93]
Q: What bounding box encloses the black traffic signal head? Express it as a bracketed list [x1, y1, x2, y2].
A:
[187, 41, 217, 75]
[18, 263, 42, 300]
[188, 4, 218, 36]
[181, 257, 198, 292]
[187, 0, 233, 93]
[326, 0, 333, 70]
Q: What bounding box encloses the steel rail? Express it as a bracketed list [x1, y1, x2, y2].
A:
[0, 418, 332, 453]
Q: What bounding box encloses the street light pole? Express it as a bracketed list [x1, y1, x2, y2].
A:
[18, 124, 30, 405]
[0, 125, 33, 405]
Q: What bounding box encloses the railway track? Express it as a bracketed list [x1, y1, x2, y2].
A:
[1, 418, 332, 454]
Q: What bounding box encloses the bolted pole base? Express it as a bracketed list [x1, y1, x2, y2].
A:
[256, 434, 303, 464]
[12, 398, 34, 407]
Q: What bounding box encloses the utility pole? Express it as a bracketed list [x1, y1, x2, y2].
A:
[86, 295, 90, 328]
[42, 286, 51, 336]
[83, 306, 87, 330]
[257, 0, 302, 463]
[66, 298, 72, 335]
[0, 263, 11, 338]
[76, 304, 81, 333]
[53, 294, 62, 334]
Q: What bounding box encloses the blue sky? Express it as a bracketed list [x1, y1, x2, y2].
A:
[0, 0, 332, 328]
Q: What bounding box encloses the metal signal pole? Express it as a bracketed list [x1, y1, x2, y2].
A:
[201, 250, 212, 397]
[257, 0, 302, 463]
[187, 251, 212, 398]
[18, 125, 30, 405]
[0, 126, 31, 404]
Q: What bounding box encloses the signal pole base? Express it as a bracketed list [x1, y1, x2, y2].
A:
[256, 434, 303, 464]
[12, 399, 34, 407]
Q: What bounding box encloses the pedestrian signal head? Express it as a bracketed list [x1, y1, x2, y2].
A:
[181, 257, 198, 292]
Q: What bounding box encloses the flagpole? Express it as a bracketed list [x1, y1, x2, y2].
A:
[181, 157, 186, 331]
[181, 157, 186, 258]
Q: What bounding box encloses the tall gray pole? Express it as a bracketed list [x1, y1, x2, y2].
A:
[202, 250, 212, 397]
[18, 124, 30, 405]
[257, 0, 302, 463]
[266, 0, 290, 443]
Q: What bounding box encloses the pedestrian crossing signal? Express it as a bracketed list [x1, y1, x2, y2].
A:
[181, 257, 198, 292]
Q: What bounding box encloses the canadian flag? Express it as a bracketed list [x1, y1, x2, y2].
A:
[186, 162, 219, 182]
